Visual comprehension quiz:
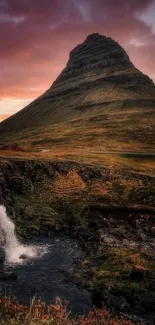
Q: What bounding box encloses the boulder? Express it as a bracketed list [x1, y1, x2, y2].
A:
[0, 257, 4, 264]
[130, 265, 150, 281]
[111, 295, 129, 311]
[0, 272, 17, 281]
[0, 249, 5, 265]
[91, 291, 104, 308]
[19, 254, 27, 260]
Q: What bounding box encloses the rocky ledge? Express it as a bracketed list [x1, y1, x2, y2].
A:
[0, 158, 155, 314]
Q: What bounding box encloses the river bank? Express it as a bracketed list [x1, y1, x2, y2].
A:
[0, 158, 155, 320]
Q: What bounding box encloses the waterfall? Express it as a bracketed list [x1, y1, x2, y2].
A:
[0, 205, 36, 264]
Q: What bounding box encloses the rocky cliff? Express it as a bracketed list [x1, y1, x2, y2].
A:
[0, 158, 155, 313]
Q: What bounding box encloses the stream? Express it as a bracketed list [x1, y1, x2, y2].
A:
[0, 205, 154, 324]
[1, 236, 155, 324]
[0, 235, 92, 314]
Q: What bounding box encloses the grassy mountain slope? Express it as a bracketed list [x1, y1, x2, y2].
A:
[0, 33, 155, 152]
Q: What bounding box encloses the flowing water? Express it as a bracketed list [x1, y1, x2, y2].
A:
[0, 205, 92, 314]
[0, 205, 154, 323]
[0, 205, 39, 264]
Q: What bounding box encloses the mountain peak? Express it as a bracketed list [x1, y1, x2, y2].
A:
[0, 33, 155, 138]
[85, 33, 106, 41]
[69, 33, 130, 66]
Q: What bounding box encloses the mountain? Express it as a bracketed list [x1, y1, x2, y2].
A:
[0, 33, 155, 152]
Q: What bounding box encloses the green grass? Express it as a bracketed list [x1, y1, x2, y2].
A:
[0, 107, 155, 153]
[0, 154, 155, 315]
[72, 247, 155, 312]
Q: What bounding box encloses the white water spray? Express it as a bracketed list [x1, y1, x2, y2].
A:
[0, 205, 45, 265]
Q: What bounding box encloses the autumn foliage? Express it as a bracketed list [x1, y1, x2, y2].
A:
[0, 296, 143, 325]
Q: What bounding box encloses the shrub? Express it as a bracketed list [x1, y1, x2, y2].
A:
[0, 296, 143, 325]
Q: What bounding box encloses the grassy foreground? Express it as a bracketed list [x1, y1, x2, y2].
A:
[0, 297, 143, 325]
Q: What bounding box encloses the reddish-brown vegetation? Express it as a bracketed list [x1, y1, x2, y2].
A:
[0, 296, 143, 325]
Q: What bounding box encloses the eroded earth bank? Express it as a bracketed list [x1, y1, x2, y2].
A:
[0, 158, 155, 320]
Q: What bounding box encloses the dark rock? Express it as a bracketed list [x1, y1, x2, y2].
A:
[0, 249, 5, 265]
[91, 291, 104, 308]
[151, 227, 155, 235]
[88, 221, 98, 228]
[141, 291, 155, 311]
[0, 272, 17, 281]
[135, 219, 140, 228]
[19, 254, 27, 260]
[130, 266, 150, 281]
[0, 258, 4, 267]
[111, 295, 129, 311]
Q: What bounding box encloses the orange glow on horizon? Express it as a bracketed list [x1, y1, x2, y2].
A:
[0, 115, 10, 122]
[0, 0, 155, 116]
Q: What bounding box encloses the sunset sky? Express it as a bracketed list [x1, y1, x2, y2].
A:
[0, 0, 155, 122]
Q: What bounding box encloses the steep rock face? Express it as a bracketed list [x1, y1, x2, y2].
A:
[0, 33, 155, 133]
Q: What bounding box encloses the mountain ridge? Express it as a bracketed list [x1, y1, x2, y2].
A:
[0, 33, 155, 152]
